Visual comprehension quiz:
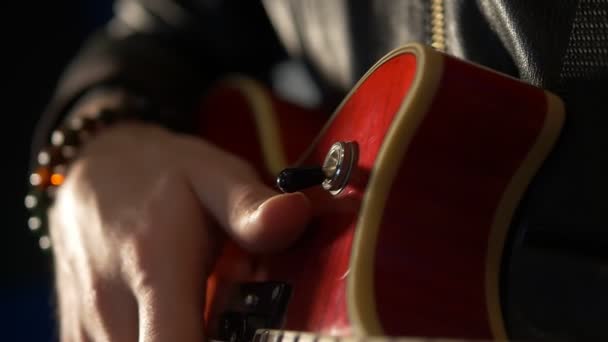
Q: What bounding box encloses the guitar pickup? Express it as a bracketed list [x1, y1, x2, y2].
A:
[217, 282, 291, 342]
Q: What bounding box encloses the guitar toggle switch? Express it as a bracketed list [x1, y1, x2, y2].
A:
[276, 141, 358, 195]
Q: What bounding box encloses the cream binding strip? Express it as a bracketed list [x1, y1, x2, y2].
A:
[217, 43, 564, 341]
[344, 43, 445, 336]
[483, 90, 565, 339]
[221, 76, 288, 176]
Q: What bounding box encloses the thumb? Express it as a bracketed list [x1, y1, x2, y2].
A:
[184, 142, 313, 253]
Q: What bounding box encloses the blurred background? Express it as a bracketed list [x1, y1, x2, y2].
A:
[3, 1, 112, 340]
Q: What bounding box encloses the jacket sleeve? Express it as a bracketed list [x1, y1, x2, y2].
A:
[29, 0, 286, 169]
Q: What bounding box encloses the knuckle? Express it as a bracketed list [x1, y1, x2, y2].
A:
[150, 166, 190, 199]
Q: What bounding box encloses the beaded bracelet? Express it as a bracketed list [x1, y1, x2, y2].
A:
[24, 87, 151, 252]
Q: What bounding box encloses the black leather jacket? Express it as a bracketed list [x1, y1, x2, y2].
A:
[31, 0, 608, 340]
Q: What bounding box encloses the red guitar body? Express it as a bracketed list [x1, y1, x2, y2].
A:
[197, 43, 565, 341]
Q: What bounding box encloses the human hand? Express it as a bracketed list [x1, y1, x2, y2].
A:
[48, 121, 312, 341]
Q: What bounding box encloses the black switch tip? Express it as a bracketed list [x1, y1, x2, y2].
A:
[276, 166, 326, 193]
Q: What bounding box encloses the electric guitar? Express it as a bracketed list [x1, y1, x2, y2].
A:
[196, 43, 565, 342]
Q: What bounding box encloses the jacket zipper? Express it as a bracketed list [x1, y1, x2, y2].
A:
[430, 0, 446, 51]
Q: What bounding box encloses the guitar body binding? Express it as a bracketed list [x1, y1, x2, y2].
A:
[197, 43, 565, 341]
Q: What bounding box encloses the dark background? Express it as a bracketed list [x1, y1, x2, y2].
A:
[3, 1, 112, 340]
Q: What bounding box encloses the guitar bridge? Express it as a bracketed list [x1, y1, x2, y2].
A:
[216, 282, 291, 342]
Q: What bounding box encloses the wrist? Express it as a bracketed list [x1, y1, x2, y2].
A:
[24, 86, 153, 252]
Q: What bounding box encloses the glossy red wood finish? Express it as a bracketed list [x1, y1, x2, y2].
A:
[197, 85, 324, 175]
[283, 54, 418, 333]
[197, 45, 557, 341]
[372, 56, 547, 339]
[199, 55, 417, 336]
